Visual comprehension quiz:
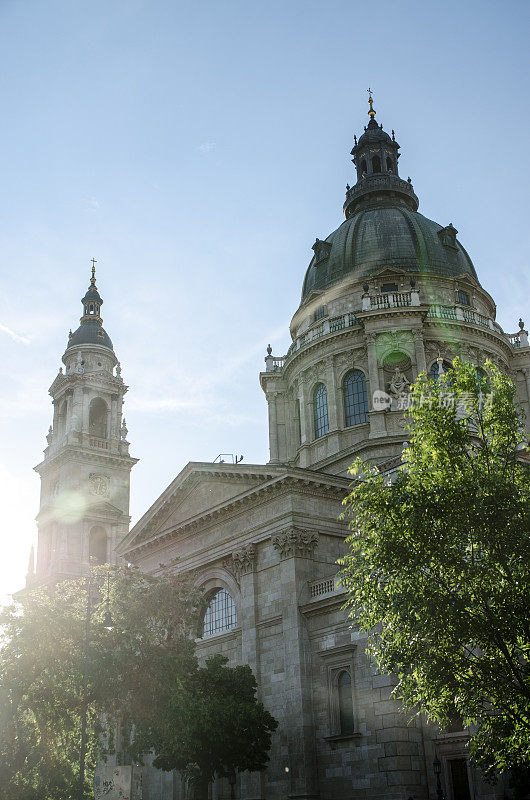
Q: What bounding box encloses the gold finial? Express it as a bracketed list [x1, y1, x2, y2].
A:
[90, 258, 97, 287]
[367, 87, 376, 119]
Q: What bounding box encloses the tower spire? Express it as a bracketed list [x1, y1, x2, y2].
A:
[90, 258, 97, 288]
[367, 87, 376, 119]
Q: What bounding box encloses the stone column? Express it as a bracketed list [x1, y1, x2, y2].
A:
[81, 521, 90, 569]
[324, 358, 338, 431]
[413, 330, 427, 376]
[298, 381, 310, 445]
[51, 399, 59, 434]
[273, 529, 320, 800]
[267, 392, 280, 464]
[232, 545, 264, 800]
[81, 387, 91, 446]
[366, 333, 379, 406]
[523, 369, 530, 405]
[110, 394, 119, 452]
[366, 333, 388, 438]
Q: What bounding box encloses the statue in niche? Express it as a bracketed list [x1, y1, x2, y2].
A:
[388, 367, 410, 398]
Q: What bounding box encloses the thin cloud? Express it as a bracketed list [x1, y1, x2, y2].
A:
[0, 323, 30, 345]
[197, 142, 215, 154]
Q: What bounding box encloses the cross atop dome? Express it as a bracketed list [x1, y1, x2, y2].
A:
[367, 87, 376, 119]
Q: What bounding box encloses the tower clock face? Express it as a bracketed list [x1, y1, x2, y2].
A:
[89, 475, 108, 496]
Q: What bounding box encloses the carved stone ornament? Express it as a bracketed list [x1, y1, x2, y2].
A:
[231, 544, 256, 579]
[303, 361, 325, 387]
[273, 528, 319, 559]
[334, 352, 354, 372]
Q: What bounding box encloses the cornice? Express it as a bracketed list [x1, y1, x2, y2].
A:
[34, 445, 138, 474]
[119, 465, 350, 558]
[49, 371, 127, 397]
[280, 326, 364, 378]
[424, 318, 514, 360]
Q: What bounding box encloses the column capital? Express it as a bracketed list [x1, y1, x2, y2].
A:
[273, 528, 319, 560]
[231, 543, 256, 580]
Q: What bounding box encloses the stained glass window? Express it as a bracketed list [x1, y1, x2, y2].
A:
[313, 383, 329, 439]
[202, 589, 237, 637]
[344, 370, 369, 426]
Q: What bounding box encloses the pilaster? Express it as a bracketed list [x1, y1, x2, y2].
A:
[273, 529, 320, 800]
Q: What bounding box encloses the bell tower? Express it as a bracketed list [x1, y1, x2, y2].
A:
[27, 264, 138, 587]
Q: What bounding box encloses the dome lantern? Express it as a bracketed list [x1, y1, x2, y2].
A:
[345, 91, 418, 218]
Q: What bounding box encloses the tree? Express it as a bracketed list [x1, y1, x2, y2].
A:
[0, 567, 278, 800]
[141, 654, 278, 800]
[340, 358, 530, 777]
[0, 566, 199, 800]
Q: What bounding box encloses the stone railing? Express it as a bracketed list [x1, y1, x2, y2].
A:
[343, 174, 418, 216]
[309, 575, 343, 599]
[507, 331, 529, 349]
[367, 290, 417, 310]
[265, 312, 360, 371]
[89, 436, 109, 450]
[427, 304, 494, 329]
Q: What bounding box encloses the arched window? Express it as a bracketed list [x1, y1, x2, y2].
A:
[386, 156, 393, 172]
[202, 588, 237, 637]
[338, 671, 354, 735]
[430, 360, 453, 383]
[57, 401, 67, 437]
[89, 398, 108, 439]
[360, 158, 367, 175]
[344, 370, 369, 426]
[371, 155, 381, 173]
[89, 526, 107, 565]
[476, 366, 488, 390]
[313, 384, 329, 439]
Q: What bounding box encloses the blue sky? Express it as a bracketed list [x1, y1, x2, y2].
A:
[1, 0, 529, 600]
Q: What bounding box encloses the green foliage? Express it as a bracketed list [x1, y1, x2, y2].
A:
[0, 567, 278, 800]
[0, 567, 199, 799]
[340, 359, 530, 777]
[141, 654, 278, 798]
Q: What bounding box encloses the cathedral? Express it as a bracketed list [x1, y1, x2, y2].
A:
[27, 96, 530, 800]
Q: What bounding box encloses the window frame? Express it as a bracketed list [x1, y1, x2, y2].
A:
[201, 587, 238, 639]
[313, 383, 329, 439]
[321, 647, 360, 742]
[343, 369, 369, 427]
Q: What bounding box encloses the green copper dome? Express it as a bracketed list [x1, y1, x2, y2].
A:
[302, 205, 477, 299]
[301, 109, 478, 301]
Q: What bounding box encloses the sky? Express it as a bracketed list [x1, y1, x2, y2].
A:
[1, 0, 529, 602]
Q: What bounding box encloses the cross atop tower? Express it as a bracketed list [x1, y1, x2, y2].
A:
[90, 258, 97, 287]
[367, 87, 376, 119]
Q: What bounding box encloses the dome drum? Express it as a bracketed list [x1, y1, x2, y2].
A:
[344, 174, 418, 218]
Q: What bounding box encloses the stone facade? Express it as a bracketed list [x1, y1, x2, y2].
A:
[32, 105, 530, 800]
[119, 107, 530, 800]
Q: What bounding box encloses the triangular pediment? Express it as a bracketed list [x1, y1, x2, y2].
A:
[88, 500, 125, 517]
[119, 462, 280, 552]
[160, 473, 264, 530]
